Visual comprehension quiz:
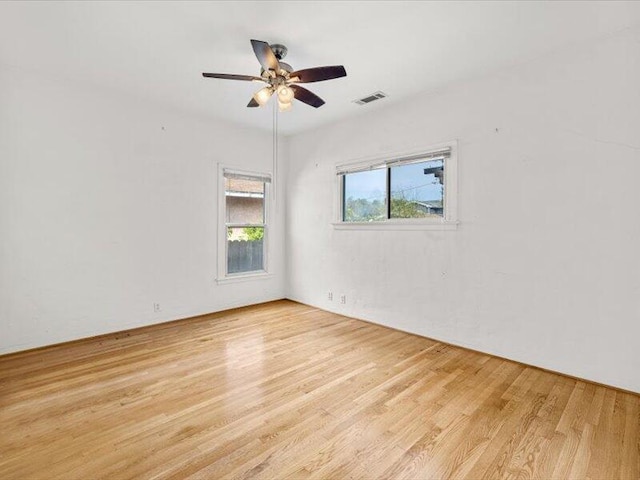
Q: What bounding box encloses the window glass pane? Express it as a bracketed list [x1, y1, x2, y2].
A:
[227, 227, 264, 274]
[390, 159, 444, 218]
[342, 169, 386, 222]
[225, 178, 264, 224]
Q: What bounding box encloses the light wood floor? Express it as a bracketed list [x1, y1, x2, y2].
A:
[1, 300, 638, 480]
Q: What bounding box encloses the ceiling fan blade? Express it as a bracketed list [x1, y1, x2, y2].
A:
[290, 85, 325, 108]
[290, 66, 347, 83]
[251, 39, 280, 72]
[247, 98, 259, 108]
[202, 73, 262, 81]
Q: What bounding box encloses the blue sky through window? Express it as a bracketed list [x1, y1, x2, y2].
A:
[391, 160, 443, 202]
[344, 160, 443, 202]
[343, 169, 386, 202]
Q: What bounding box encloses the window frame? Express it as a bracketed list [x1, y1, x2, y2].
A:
[333, 141, 459, 230]
[217, 165, 272, 283]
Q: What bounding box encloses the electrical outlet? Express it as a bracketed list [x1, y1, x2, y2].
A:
[153, 303, 161, 313]
[328, 292, 333, 301]
[340, 295, 346, 304]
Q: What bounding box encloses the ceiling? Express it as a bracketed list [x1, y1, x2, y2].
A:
[1, 1, 639, 135]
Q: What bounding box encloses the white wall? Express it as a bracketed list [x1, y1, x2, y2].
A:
[286, 28, 640, 393]
[0, 66, 285, 354]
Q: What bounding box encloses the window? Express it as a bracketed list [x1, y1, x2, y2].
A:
[336, 143, 457, 229]
[218, 168, 271, 280]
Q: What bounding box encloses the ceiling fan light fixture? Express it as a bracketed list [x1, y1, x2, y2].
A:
[253, 86, 274, 106]
[277, 85, 294, 103]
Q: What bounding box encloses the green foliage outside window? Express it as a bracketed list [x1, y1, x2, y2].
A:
[243, 227, 264, 241]
[344, 197, 385, 222]
[344, 196, 428, 221]
[390, 197, 427, 218]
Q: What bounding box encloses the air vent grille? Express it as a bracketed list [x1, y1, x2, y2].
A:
[353, 91, 387, 105]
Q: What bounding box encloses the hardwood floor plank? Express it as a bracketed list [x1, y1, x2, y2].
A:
[0, 300, 638, 479]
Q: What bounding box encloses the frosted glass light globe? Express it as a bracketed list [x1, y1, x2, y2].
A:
[277, 85, 294, 103]
[253, 86, 273, 105]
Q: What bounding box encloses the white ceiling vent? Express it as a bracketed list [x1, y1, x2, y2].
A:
[353, 91, 387, 105]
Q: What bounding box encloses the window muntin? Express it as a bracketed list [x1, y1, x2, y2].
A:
[223, 171, 270, 276]
[339, 149, 450, 223]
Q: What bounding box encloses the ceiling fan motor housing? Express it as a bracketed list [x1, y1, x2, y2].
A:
[260, 62, 293, 79]
[270, 44, 288, 60]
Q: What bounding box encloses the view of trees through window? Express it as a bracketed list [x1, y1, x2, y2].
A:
[226, 226, 264, 241]
[343, 167, 386, 222]
[343, 159, 444, 222]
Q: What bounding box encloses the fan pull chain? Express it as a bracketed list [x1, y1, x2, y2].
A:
[272, 100, 278, 203]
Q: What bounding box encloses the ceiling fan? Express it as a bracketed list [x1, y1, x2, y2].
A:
[202, 39, 347, 112]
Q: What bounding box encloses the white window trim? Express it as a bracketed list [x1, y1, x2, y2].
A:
[216, 164, 272, 284]
[332, 140, 459, 230]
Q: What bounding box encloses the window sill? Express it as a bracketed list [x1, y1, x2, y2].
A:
[332, 220, 459, 231]
[216, 272, 273, 285]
